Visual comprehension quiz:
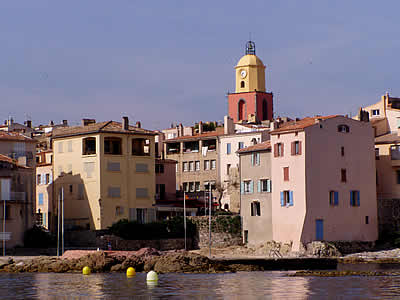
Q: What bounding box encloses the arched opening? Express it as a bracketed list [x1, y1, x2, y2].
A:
[240, 81, 245, 88]
[238, 100, 246, 121]
[262, 99, 268, 120]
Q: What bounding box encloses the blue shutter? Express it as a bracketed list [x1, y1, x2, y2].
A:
[357, 191, 360, 206]
[257, 180, 261, 193]
[227, 143, 231, 154]
[280, 192, 284, 206]
[251, 154, 254, 166]
[289, 191, 294, 206]
[334, 191, 339, 206]
[38, 193, 44, 205]
[240, 182, 244, 194]
[350, 191, 353, 206]
[249, 180, 253, 193]
[267, 180, 271, 193]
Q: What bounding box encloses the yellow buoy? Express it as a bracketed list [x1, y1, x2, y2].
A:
[82, 266, 91, 275]
[126, 267, 136, 277]
[146, 270, 158, 282]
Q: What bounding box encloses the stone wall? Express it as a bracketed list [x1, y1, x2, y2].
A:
[188, 216, 242, 248]
[377, 198, 400, 236]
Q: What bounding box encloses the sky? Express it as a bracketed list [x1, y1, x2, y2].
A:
[1, 1, 400, 130]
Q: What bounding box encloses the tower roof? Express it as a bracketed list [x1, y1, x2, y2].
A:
[235, 54, 265, 69]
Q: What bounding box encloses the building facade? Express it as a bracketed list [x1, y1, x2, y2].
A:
[52, 118, 156, 230]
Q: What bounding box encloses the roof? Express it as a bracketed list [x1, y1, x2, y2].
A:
[270, 115, 339, 135]
[370, 117, 386, 125]
[375, 132, 400, 144]
[235, 54, 265, 68]
[0, 131, 35, 143]
[52, 121, 155, 139]
[0, 154, 32, 169]
[237, 141, 271, 154]
[165, 127, 225, 142]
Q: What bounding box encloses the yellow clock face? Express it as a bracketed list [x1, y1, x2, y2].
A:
[240, 70, 247, 78]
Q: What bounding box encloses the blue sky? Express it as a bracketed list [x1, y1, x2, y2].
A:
[1, 1, 400, 129]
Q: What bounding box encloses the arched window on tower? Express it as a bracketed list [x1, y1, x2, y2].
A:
[241, 81, 245, 88]
[262, 99, 268, 120]
[238, 100, 246, 121]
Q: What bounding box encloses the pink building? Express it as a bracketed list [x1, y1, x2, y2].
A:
[270, 115, 378, 251]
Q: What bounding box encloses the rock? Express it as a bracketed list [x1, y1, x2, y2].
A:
[110, 264, 123, 272]
[305, 242, 341, 257]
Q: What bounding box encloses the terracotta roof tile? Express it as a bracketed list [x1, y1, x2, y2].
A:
[237, 140, 271, 154]
[52, 121, 155, 138]
[270, 115, 339, 134]
[0, 132, 35, 143]
[166, 127, 225, 142]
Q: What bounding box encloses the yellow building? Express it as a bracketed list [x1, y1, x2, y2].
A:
[52, 118, 156, 230]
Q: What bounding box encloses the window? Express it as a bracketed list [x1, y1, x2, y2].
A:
[227, 143, 231, 154]
[341, 169, 347, 182]
[274, 143, 284, 157]
[78, 184, 84, 200]
[372, 109, 380, 116]
[189, 182, 195, 192]
[391, 145, 400, 160]
[108, 162, 121, 172]
[58, 142, 63, 153]
[156, 184, 166, 200]
[291, 141, 302, 155]
[259, 179, 271, 193]
[195, 182, 200, 191]
[238, 142, 244, 150]
[136, 163, 148, 173]
[350, 190, 360, 206]
[137, 208, 145, 224]
[82, 137, 96, 155]
[242, 180, 253, 194]
[189, 161, 194, 172]
[108, 187, 121, 198]
[45, 174, 50, 184]
[338, 125, 350, 133]
[132, 138, 150, 156]
[183, 182, 189, 192]
[341, 147, 345, 157]
[375, 148, 380, 160]
[283, 167, 289, 181]
[67, 141, 73, 152]
[280, 190, 294, 206]
[136, 188, 148, 198]
[365, 216, 369, 224]
[241, 81, 245, 88]
[226, 164, 231, 175]
[244, 230, 248, 244]
[195, 161, 200, 171]
[211, 160, 216, 170]
[69, 184, 73, 193]
[251, 201, 261, 216]
[155, 164, 164, 173]
[115, 206, 124, 216]
[37, 174, 41, 185]
[251, 153, 260, 166]
[204, 160, 210, 170]
[329, 191, 339, 206]
[83, 162, 95, 178]
[396, 170, 400, 184]
[38, 193, 44, 205]
[183, 162, 188, 172]
[104, 137, 122, 155]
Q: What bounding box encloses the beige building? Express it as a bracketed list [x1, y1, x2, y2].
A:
[52, 118, 156, 230]
[238, 141, 272, 245]
[269, 115, 378, 251]
[36, 150, 54, 230]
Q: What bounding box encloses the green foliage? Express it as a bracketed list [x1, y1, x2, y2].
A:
[24, 226, 55, 248]
[213, 216, 241, 235]
[108, 217, 196, 240]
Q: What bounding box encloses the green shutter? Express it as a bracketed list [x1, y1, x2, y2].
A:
[251, 154, 254, 166]
[241, 182, 244, 194]
[257, 180, 261, 193]
[267, 179, 271, 193]
[249, 180, 253, 193]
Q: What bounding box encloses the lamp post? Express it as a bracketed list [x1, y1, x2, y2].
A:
[183, 191, 187, 251]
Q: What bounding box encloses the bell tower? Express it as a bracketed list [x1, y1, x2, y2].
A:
[228, 41, 273, 123]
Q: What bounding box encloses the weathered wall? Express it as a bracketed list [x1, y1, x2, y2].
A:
[189, 216, 242, 248]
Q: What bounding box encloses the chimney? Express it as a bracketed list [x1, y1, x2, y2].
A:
[178, 123, 183, 137]
[122, 116, 129, 130]
[224, 116, 234, 134]
[62, 120, 68, 126]
[49, 120, 54, 126]
[82, 119, 96, 126]
[136, 121, 141, 128]
[199, 121, 203, 135]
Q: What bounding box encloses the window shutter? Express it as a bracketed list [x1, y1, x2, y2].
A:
[257, 180, 261, 193]
[291, 142, 295, 155]
[357, 191, 360, 206]
[289, 191, 294, 206]
[49, 173, 53, 184]
[251, 154, 254, 166]
[350, 191, 353, 206]
[257, 202, 261, 216]
[249, 180, 253, 193]
[251, 203, 254, 216]
[299, 141, 302, 155]
[334, 191, 339, 206]
[274, 144, 278, 157]
[280, 192, 284, 206]
[282, 144, 284, 156]
[240, 182, 244, 195]
[267, 179, 271, 193]
[41, 174, 45, 185]
[256, 153, 260, 165]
